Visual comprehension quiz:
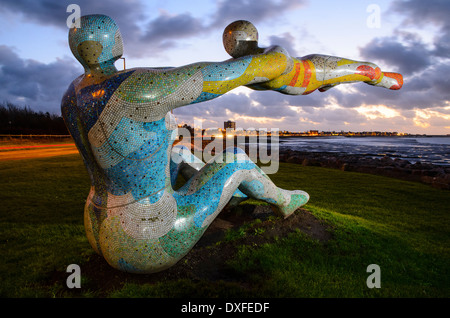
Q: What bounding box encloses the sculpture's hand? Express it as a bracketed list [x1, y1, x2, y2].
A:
[252, 56, 404, 95]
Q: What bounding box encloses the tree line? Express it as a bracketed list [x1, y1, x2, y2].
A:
[0, 102, 69, 135]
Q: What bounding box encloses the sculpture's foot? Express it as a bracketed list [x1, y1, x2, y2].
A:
[370, 72, 403, 90]
[272, 190, 309, 219]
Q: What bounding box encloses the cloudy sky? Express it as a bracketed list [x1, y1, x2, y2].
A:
[0, 0, 449, 134]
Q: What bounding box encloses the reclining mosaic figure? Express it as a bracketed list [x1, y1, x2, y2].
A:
[62, 15, 403, 273]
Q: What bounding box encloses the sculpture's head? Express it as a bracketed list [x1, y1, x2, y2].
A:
[223, 20, 259, 58]
[68, 14, 123, 71]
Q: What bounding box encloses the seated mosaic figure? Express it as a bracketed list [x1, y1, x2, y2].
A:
[61, 15, 403, 273]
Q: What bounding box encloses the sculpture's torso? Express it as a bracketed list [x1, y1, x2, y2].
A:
[63, 68, 178, 195]
[62, 67, 207, 273]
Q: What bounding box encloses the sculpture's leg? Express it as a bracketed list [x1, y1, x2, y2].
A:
[174, 147, 309, 228]
[304, 54, 403, 91]
[170, 144, 205, 186]
[170, 144, 248, 205]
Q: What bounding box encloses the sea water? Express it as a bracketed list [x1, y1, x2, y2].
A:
[277, 136, 450, 166]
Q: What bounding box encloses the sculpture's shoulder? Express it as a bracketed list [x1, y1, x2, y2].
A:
[264, 45, 290, 56]
[121, 66, 175, 76]
[67, 74, 85, 95]
[61, 74, 83, 114]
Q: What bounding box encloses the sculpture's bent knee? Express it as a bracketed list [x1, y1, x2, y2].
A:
[83, 187, 205, 273]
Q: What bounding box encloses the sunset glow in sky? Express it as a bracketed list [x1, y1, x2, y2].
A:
[0, 0, 449, 134]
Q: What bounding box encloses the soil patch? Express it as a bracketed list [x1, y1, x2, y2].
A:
[48, 205, 332, 296]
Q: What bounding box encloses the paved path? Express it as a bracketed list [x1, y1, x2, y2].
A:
[0, 143, 79, 161]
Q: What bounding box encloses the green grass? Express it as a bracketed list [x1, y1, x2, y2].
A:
[0, 155, 91, 297]
[0, 155, 449, 297]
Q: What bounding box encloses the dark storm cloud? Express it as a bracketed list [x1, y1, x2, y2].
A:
[185, 22, 449, 130]
[211, 0, 307, 28]
[396, 62, 450, 109]
[266, 88, 328, 109]
[208, 89, 303, 119]
[0, 45, 81, 114]
[0, 0, 308, 116]
[174, 89, 299, 129]
[391, 0, 450, 25]
[353, 0, 450, 117]
[4, 0, 448, 131]
[391, 0, 450, 58]
[268, 33, 300, 57]
[137, 0, 307, 55]
[0, 0, 74, 26]
[0, 0, 306, 56]
[359, 36, 431, 76]
[187, 0, 449, 128]
[0, 0, 145, 42]
[140, 12, 207, 51]
[359, 0, 450, 75]
[234, 92, 298, 118]
[0, 0, 149, 59]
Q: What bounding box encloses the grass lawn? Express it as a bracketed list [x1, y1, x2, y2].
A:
[0, 153, 449, 298]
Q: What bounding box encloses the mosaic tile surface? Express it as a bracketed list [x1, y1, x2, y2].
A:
[62, 15, 402, 273]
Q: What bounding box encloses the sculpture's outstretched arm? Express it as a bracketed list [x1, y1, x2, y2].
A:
[221, 21, 403, 96]
[182, 45, 293, 106]
[249, 54, 403, 95]
[120, 46, 293, 121]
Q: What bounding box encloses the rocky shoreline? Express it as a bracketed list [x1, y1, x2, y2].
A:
[182, 138, 450, 190]
[278, 149, 450, 190]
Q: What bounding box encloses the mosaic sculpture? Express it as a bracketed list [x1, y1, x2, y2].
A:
[62, 15, 403, 273]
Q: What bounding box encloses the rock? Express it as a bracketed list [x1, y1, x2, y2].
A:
[286, 156, 300, 164]
[422, 169, 440, 177]
[381, 156, 393, 163]
[420, 176, 434, 184]
[394, 158, 411, 167]
[302, 158, 320, 166]
[432, 177, 450, 190]
[275, 149, 449, 190]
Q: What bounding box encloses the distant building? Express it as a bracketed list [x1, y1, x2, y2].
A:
[224, 120, 236, 130]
